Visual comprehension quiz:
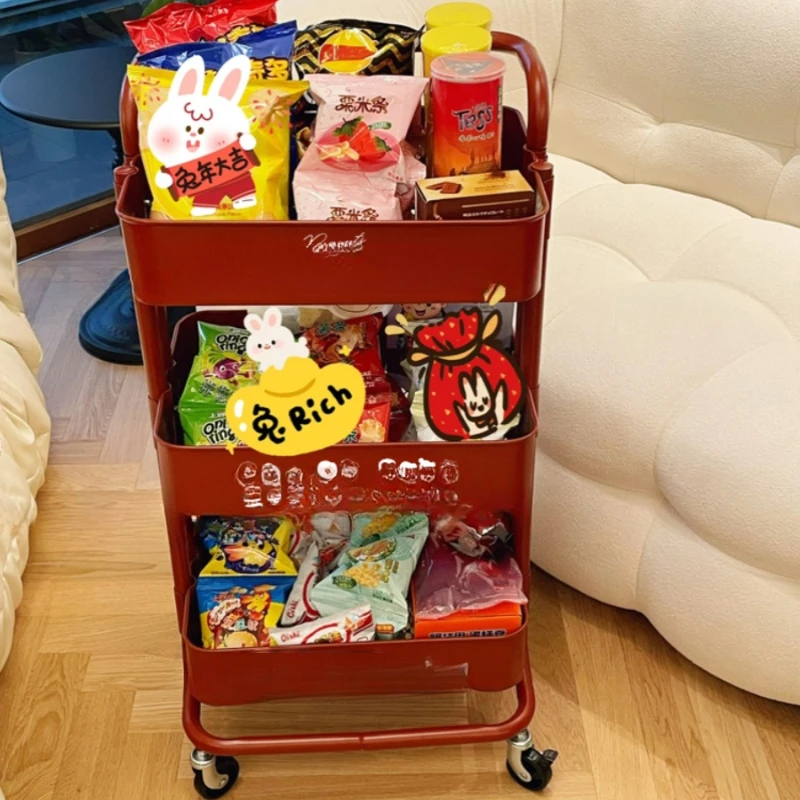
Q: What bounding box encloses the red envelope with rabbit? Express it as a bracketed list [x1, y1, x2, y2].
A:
[409, 308, 525, 441]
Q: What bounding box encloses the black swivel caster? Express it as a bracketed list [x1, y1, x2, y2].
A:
[191, 749, 240, 798]
[506, 730, 558, 792]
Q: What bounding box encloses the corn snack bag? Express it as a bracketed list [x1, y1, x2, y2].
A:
[128, 55, 306, 220]
[311, 512, 428, 637]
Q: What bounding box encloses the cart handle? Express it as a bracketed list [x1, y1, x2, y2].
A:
[183, 662, 535, 756]
[491, 31, 550, 163]
[118, 31, 550, 164]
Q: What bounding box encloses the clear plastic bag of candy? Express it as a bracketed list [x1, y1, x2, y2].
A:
[413, 533, 527, 620]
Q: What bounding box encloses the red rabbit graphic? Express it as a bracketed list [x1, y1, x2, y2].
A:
[409, 308, 525, 441]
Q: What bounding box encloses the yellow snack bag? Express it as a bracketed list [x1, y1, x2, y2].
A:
[127, 55, 307, 220]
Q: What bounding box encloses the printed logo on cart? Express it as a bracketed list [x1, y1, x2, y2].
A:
[387, 284, 526, 441]
[225, 308, 366, 456]
[304, 232, 366, 256]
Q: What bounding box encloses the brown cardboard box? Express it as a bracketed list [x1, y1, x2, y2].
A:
[416, 170, 536, 221]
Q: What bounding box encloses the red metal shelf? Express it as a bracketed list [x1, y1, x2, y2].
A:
[116, 30, 554, 760]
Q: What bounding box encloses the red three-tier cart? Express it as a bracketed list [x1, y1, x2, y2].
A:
[116, 31, 556, 798]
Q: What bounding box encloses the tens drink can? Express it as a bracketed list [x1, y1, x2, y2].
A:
[429, 52, 505, 178]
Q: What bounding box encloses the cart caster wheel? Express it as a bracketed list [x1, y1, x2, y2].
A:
[506, 730, 557, 792]
[191, 750, 239, 799]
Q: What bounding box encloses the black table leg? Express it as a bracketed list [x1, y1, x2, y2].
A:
[109, 127, 123, 168]
[78, 126, 193, 365]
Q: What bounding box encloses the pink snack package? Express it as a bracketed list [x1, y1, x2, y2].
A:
[294, 170, 401, 221]
[294, 74, 428, 221]
[413, 538, 528, 620]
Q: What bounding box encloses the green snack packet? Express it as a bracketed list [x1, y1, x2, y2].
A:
[179, 404, 239, 447]
[180, 323, 260, 408]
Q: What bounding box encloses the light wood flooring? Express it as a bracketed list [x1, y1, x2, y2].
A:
[1, 228, 798, 800]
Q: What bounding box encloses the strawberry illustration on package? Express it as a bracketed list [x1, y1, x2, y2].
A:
[408, 308, 526, 441]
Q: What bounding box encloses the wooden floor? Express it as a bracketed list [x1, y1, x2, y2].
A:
[1, 229, 799, 800]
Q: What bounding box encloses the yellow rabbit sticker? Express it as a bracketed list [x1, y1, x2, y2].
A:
[226, 309, 366, 456]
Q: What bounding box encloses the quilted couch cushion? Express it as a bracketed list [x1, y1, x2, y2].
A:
[0, 155, 49, 672]
[550, 0, 800, 225]
[534, 154, 800, 703]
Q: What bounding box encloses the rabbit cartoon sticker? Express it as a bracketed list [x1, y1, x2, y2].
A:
[244, 308, 310, 372]
[147, 54, 260, 217]
[455, 367, 506, 438]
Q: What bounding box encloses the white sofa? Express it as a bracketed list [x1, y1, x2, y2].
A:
[0, 157, 50, 672]
[529, 0, 800, 705]
[286, 0, 800, 704]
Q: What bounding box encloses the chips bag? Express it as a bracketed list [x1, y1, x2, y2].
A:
[198, 580, 290, 649]
[128, 56, 306, 220]
[199, 515, 294, 552]
[180, 404, 239, 446]
[294, 20, 420, 78]
[180, 323, 258, 406]
[126, 0, 278, 54]
[136, 21, 297, 81]
[294, 75, 427, 221]
[199, 517, 297, 587]
[178, 322, 258, 446]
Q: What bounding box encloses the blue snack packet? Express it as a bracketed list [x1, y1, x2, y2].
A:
[138, 20, 297, 79]
[197, 579, 292, 649]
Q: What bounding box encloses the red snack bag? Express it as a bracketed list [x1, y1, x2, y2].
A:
[305, 314, 385, 380]
[411, 308, 525, 441]
[343, 377, 391, 443]
[126, 0, 278, 54]
[387, 374, 411, 442]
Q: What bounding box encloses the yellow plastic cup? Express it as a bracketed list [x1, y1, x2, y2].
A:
[425, 2, 493, 30]
[421, 23, 492, 77]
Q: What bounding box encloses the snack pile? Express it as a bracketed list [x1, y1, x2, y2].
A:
[195, 508, 526, 648]
[126, 0, 538, 221]
[123, 1, 539, 650]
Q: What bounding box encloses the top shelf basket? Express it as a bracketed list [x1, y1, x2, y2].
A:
[115, 33, 553, 308]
